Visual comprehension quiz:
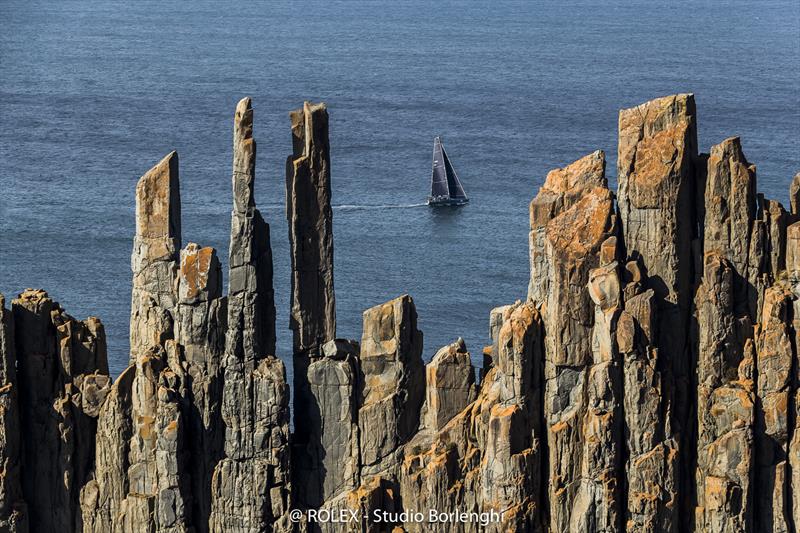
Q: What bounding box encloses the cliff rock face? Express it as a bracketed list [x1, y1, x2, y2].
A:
[401, 301, 545, 532]
[0, 295, 27, 532]
[359, 295, 425, 480]
[9, 289, 110, 532]
[2, 94, 799, 533]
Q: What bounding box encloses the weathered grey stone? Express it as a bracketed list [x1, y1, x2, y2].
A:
[530, 151, 620, 532]
[705, 137, 759, 317]
[790, 172, 800, 219]
[619, 285, 678, 533]
[754, 285, 795, 533]
[227, 97, 276, 362]
[82, 343, 191, 533]
[6, 95, 800, 533]
[210, 97, 289, 532]
[617, 94, 697, 529]
[528, 150, 606, 303]
[175, 243, 226, 531]
[130, 151, 181, 362]
[286, 101, 335, 357]
[401, 301, 545, 532]
[293, 339, 360, 508]
[568, 261, 624, 532]
[285, 102, 338, 513]
[210, 356, 291, 532]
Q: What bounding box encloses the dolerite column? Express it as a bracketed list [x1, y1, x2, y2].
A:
[618, 260, 678, 533]
[359, 295, 425, 479]
[130, 151, 181, 362]
[755, 285, 795, 532]
[174, 243, 226, 531]
[693, 254, 755, 532]
[789, 181, 800, 528]
[285, 101, 337, 509]
[528, 152, 623, 531]
[210, 97, 290, 533]
[0, 294, 27, 532]
[399, 301, 545, 533]
[703, 138, 760, 316]
[11, 289, 111, 532]
[286, 101, 335, 358]
[617, 94, 698, 526]
[693, 137, 759, 532]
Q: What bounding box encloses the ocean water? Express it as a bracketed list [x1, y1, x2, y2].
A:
[1, 0, 798, 380]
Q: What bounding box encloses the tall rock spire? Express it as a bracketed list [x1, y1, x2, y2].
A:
[227, 97, 276, 360]
[286, 101, 338, 511]
[129, 151, 181, 362]
[286, 101, 335, 358]
[210, 97, 290, 532]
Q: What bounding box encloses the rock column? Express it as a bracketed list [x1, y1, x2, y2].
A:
[286, 101, 335, 358]
[528, 152, 623, 531]
[617, 94, 698, 528]
[286, 101, 338, 510]
[210, 97, 290, 532]
[130, 151, 181, 362]
[174, 243, 226, 531]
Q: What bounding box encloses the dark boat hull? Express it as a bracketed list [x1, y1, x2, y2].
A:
[427, 196, 469, 206]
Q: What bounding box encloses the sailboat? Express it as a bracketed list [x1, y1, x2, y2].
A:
[427, 136, 469, 206]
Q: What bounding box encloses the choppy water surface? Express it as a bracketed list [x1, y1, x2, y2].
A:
[1, 0, 798, 379]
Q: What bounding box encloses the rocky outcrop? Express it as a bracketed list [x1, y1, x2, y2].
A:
[694, 254, 755, 533]
[175, 243, 226, 531]
[527, 150, 624, 531]
[754, 286, 795, 532]
[292, 338, 360, 509]
[617, 94, 699, 530]
[528, 150, 606, 303]
[2, 94, 799, 533]
[12, 289, 110, 532]
[401, 301, 545, 533]
[420, 338, 476, 432]
[286, 101, 338, 512]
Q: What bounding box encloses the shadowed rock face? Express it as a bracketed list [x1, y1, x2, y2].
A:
[2, 94, 800, 533]
[12, 289, 110, 533]
[0, 295, 27, 532]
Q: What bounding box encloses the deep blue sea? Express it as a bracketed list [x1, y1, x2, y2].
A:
[1, 1, 798, 380]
